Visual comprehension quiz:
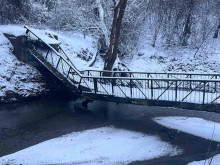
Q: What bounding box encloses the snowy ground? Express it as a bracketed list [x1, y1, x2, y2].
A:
[4, 25, 219, 74]
[0, 126, 181, 165]
[0, 25, 46, 103]
[58, 31, 104, 70]
[153, 116, 220, 165]
[123, 33, 220, 73]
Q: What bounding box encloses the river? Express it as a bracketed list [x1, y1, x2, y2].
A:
[0, 98, 220, 164]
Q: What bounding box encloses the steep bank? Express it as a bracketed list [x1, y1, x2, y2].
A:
[0, 26, 47, 104]
[0, 25, 98, 103]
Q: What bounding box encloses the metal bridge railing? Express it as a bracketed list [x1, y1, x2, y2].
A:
[83, 70, 220, 81]
[24, 26, 220, 106]
[80, 76, 220, 104]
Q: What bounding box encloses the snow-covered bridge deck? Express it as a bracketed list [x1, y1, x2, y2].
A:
[24, 26, 220, 110]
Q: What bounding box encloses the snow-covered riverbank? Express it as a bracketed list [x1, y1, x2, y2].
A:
[0, 26, 47, 103]
[0, 25, 98, 103]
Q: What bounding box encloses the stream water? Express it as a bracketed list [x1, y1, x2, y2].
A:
[0, 98, 219, 165]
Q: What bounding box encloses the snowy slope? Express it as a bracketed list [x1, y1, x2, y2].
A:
[124, 35, 220, 73]
[153, 116, 220, 165]
[32, 29, 102, 70]
[58, 31, 104, 70]
[0, 25, 46, 103]
[0, 25, 104, 103]
[0, 126, 182, 165]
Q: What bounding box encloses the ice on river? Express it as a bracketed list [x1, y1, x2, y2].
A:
[153, 116, 220, 142]
[0, 126, 181, 165]
[153, 116, 220, 165]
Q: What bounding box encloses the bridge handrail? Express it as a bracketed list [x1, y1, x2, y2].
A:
[83, 70, 220, 76]
[24, 26, 220, 83]
[81, 76, 220, 82]
[24, 26, 82, 76]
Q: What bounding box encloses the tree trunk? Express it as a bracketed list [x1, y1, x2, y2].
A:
[213, 20, 220, 38]
[103, 0, 128, 74]
[181, 14, 191, 46]
[89, 0, 109, 67]
[180, 0, 194, 46]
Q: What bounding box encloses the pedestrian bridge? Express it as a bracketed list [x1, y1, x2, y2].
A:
[24, 26, 220, 111]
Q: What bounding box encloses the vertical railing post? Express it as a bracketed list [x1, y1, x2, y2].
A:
[94, 78, 97, 94]
[151, 80, 153, 99]
[78, 78, 82, 92]
[130, 73, 132, 98]
[175, 81, 178, 102]
[51, 52, 54, 65]
[111, 79, 115, 95]
[203, 81, 206, 104]
[148, 74, 150, 88]
[215, 75, 217, 92]
[190, 75, 192, 90]
[167, 80, 169, 101]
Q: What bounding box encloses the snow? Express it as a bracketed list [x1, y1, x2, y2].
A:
[58, 31, 100, 70]
[124, 34, 220, 73]
[0, 25, 25, 36]
[153, 117, 220, 165]
[153, 117, 220, 142]
[27, 26, 61, 45]
[0, 127, 182, 165]
[0, 25, 46, 102]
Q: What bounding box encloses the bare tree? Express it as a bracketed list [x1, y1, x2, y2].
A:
[88, 0, 110, 66]
[179, 0, 194, 46]
[213, 20, 220, 38]
[104, 0, 128, 72]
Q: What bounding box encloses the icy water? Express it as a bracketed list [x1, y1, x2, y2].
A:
[0, 98, 220, 165]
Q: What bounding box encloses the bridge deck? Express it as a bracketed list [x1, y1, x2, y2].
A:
[24, 26, 220, 110]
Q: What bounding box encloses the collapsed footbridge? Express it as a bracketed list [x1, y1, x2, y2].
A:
[24, 26, 220, 111]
